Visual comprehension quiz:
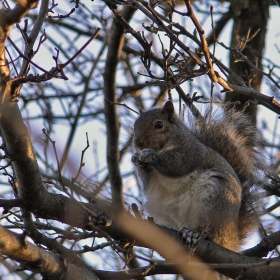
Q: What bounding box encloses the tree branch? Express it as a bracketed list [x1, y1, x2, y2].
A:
[0, 225, 99, 279]
[103, 6, 136, 209]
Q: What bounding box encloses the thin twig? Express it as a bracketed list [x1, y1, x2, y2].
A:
[72, 133, 90, 183]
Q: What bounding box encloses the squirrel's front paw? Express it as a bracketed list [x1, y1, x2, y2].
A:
[131, 149, 156, 167]
[139, 149, 156, 163]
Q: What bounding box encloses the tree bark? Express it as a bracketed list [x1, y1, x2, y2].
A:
[225, 0, 270, 123]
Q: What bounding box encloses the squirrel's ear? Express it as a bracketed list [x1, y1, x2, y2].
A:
[139, 107, 145, 115]
[162, 101, 176, 122]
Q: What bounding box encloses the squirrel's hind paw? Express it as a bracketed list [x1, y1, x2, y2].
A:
[179, 226, 208, 253]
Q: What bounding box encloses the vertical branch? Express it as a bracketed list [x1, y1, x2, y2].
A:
[0, 0, 42, 209]
[225, 0, 270, 122]
[103, 6, 136, 209]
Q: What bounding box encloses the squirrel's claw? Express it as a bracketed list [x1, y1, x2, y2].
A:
[179, 226, 207, 253]
[131, 153, 145, 167]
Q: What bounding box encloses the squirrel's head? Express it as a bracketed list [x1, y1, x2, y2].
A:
[133, 101, 178, 152]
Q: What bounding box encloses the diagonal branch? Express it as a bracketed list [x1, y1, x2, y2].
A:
[19, 0, 49, 75]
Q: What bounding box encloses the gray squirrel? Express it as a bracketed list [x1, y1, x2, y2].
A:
[131, 101, 263, 251]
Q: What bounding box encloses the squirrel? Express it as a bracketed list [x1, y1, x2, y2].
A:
[131, 100, 263, 251]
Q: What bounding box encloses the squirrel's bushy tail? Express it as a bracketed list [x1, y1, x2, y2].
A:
[189, 105, 265, 239]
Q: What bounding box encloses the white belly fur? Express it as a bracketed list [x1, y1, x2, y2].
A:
[145, 170, 218, 230]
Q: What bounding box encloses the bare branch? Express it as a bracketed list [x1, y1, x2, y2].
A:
[0, 225, 99, 279]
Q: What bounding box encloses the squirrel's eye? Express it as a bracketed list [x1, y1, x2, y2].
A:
[154, 121, 163, 129]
